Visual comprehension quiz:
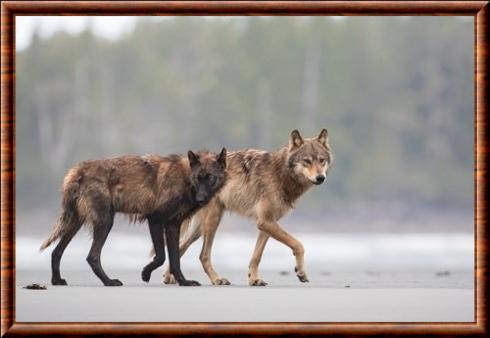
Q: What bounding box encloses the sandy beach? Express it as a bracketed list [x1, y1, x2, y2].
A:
[16, 269, 474, 322]
[16, 233, 474, 322]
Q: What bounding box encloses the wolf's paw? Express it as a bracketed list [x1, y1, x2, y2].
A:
[249, 278, 268, 286]
[51, 278, 67, 286]
[297, 274, 310, 283]
[163, 273, 176, 284]
[295, 268, 309, 283]
[105, 279, 123, 286]
[141, 268, 152, 283]
[178, 279, 201, 286]
[212, 277, 231, 285]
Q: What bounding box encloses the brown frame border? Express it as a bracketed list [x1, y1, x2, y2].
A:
[1, 1, 488, 336]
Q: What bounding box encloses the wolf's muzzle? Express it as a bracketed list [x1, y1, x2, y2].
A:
[196, 193, 208, 204]
[314, 175, 326, 185]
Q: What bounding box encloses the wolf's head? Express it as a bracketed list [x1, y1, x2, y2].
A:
[287, 129, 333, 185]
[187, 148, 227, 205]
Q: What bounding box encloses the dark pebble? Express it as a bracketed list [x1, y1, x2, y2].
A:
[436, 271, 451, 276]
[23, 283, 47, 290]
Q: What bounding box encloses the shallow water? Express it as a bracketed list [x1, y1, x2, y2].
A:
[19, 232, 474, 271]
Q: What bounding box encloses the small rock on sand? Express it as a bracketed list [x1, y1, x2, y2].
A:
[23, 283, 47, 290]
[436, 271, 451, 277]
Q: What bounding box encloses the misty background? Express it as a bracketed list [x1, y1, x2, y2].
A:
[15, 17, 473, 276]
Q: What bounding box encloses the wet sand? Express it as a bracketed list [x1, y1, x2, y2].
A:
[16, 269, 474, 322]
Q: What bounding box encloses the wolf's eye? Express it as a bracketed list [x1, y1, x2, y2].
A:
[319, 158, 326, 164]
[207, 175, 216, 184]
[303, 158, 312, 165]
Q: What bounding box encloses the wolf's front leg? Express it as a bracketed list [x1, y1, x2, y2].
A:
[166, 224, 200, 286]
[142, 219, 166, 283]
[257, 219, 309, 284]
[163, 218, 203, 284]
[248, 231, 269, 286]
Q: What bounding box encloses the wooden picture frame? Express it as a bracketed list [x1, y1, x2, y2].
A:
[1, 1, 488, 336]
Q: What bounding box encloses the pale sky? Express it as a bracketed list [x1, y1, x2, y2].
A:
[16, 16, 141, 50]
[15, 16, 350, 51]
[16, 16, 470, 51]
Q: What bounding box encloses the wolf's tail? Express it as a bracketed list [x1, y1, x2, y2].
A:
[39, 172, 81, 251]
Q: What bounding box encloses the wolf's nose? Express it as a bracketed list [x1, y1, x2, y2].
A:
[315, 175, 325, 184]
[196, 194, 207, 203]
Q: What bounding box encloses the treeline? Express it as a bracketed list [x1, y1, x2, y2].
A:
[16, 17, 473, 211]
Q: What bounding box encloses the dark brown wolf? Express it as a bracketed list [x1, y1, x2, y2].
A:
[162, 129, 333, 286]
[40, 149, 227, 286]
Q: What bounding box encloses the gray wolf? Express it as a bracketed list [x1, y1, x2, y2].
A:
[162, 129, 333, 286]
[40, 149, 227, 286]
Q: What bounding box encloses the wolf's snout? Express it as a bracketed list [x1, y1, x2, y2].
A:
[314, 175, 326, 185]
[196, 193, 207, 203]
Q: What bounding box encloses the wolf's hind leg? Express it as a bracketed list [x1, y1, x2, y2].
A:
[248, 231, 270, 286]
[142, 218, 166, 283]
[199, 202, 230, 285]
[51, 221, 83, 285]
[86, 211, 122, 286]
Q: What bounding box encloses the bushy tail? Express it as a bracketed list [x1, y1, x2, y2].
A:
[39, 221, 63, 251]
[39, 178, 80, 251]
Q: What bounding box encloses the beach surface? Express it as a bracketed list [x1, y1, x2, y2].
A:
[16, 233, 474, 322]
[16, 269, 473, 322]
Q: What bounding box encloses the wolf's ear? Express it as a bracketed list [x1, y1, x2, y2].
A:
[188, 150, 200, 168]
[217, 147, 227, 168]
[289, 129, 304, 150]
[317, 128, 329, 147]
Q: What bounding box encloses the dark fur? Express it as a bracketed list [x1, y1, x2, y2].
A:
[40, 149, 227, 286]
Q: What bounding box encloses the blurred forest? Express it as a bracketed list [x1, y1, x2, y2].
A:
[16, 17, 473, 232]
